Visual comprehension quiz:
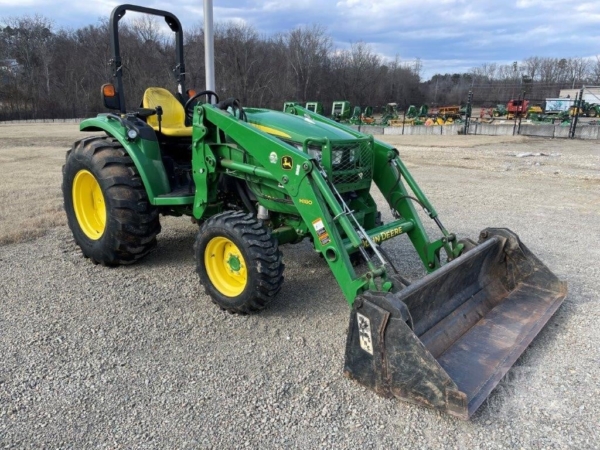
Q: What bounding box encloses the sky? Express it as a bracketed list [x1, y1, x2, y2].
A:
[1, 0, 599, 79]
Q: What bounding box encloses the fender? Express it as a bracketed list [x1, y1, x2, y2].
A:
[80, 115, 171, 201]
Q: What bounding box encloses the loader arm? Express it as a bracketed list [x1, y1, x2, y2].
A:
[284, 104, 464, 270]
[283, 104, 566, 419]
[371, 142, 464, 270]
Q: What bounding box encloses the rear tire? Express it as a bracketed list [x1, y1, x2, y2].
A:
[62, 136, 161, 265]
[195, 211, 284, 314]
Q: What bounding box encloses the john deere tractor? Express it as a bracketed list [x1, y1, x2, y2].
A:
[63, 5, 566, 420]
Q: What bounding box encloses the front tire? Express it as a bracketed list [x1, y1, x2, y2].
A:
[62, 136, 161, 265]
[195, 211, 284, 314]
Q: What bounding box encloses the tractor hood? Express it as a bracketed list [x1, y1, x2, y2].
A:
[244, 108, 356, 143]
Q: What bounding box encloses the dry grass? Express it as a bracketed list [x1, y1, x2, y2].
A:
[1, 123, 598, 245]
[0, 123, 82, 245]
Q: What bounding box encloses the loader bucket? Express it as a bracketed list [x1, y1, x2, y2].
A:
[344, 228, 567, 419]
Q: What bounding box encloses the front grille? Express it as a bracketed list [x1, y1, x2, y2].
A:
[330, 140, 373, 189]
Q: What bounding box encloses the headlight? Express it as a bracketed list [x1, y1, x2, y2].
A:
[290, 142, 323, 162]
[332, 148, 357, 165]
[127, 128, 138, 140]
[308, 146, 322, 161]
[332, 150, 343, 165]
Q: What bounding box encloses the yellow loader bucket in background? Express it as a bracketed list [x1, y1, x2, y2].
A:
[344, 228, 567, 419]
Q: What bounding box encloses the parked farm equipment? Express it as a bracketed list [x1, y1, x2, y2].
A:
[491, 100, 529, 120]
[305, 101, 324, 115]
[388, 104, 428, 126]
[331, 101, 351, 122]
[506, 100, 529, 119]
[349, 105, 362, 125]
[491, 104, 506, 117]
[582, 102, 600, 117]
[526, 105, 543, 118]
[348, 105, 375, 125]
[378, 102, 399, 126]
[63, 4, 567, 420]
[405, 104, 428, 120]
[435, 105, 461, 119]
[427, 105, 464, 125]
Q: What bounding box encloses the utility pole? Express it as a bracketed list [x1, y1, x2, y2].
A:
[204, 0, 215, 100]
[511, 61, 518, 99]
[517, 90, 525, 135]
[513, 90, 523, 136]
[569, 88, 583, 138]
[464, 90, 473, 135]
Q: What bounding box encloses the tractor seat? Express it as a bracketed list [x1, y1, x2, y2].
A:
[142, 87, 192, 137]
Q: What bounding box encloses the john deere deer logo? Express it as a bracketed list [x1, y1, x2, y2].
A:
[281, 156, 293, 170]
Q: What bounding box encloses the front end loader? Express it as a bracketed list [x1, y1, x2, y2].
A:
[62, 4, 567, 420]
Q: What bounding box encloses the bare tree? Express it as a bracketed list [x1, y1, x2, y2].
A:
[523, 57, 542, 81]
[569, 57, 591, 88]
[1, 15, 55, 117]
[285, 25, 331, 102]
[593, 56, 600, 84]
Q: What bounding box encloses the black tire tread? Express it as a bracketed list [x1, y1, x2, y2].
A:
[195, 211, 284, 314]
[62, 136, 161, 265]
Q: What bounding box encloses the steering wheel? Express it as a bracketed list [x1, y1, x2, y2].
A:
[215, 97, 247, 122]
[184, 90, 220, 119]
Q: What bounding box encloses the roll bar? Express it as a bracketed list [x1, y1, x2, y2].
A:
[109, 4, 186, 113]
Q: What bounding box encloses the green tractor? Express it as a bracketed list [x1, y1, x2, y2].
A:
[63, 5, 566, 420]
[492, 104, 507, 117]
[582, 101, 600, 118]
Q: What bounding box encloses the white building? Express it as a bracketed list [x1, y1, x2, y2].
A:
[559, 87, 600, 104]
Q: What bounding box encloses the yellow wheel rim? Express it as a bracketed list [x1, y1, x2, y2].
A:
[205, 236, 247, 297]
[72, 169, 106, 240]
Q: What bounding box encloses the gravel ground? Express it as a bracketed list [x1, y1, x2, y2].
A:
[1, 126, 599, 448]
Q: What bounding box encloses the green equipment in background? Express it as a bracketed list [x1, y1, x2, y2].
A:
[305, 101, 324, 115]
[379, 102, 399, 126]
[331, 101, 351, 121]
[492, 104, 507, 117]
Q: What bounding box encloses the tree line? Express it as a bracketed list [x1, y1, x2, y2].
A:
[0, 15, 420, 121]
[1, 14, 599, 121]
[423, 58, 600, 108]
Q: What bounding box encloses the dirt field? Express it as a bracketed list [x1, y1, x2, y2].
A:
[1, 123, 599, 448]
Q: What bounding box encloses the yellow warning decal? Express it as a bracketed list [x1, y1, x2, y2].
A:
[250, 123, 291, 139]
[312, 218, 330, 246]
